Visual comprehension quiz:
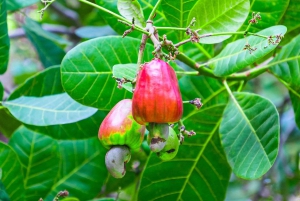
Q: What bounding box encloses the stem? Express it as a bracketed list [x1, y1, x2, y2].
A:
[223, 79, 235, 100]
[148, 0, 163, 20]
[78, 0, 148, 35]
[137, 34, 148, 67]
[229, 55, 300, 80]
[155, 28, 269, 39]
[175, 71, 198, 75]
[182, 101, 190, 104]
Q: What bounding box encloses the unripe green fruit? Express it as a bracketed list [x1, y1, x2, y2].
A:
[157, 127, 180, 161]
[105, 146, 131, 179]
[99, 99, 145, 151]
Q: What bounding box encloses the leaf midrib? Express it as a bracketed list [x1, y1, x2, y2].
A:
[4, 102, 91, 113]
[176, 119, 222, 201]
[230, 93, 271, 166]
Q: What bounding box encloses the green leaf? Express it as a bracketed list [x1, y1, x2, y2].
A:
[44, 138, 108, 201]
[6, 0, 39, 11]
[96, 0, 177, 42]
[117, 0, 145, 26]
[212, 25, 287, 76]
[139, 76, 232, 200]
[280, 0, 300, 32]
[112, 63, 137, 92]
[0, 180, 10, 201]
[3, 93, 97, 126]
[23, 17, 66, 68]
[269, 34, 300, 128]
[8, 126, 60, 201]
[26, 110, 106, 139]
[220, 92, 279, 179]
[0, 82, 3, 101]
[239, 0, 289, 32]
[61, 36, 153, 110]
[8, 66, 106, 140]
[0, 107, 21, 138]
[161, 0, 197, 40]
[8, 66, 63, 100]
[270, 34, 300, 89]
[0, 142, 25, 201]
[0, 0, 9, 74]
[139, 119, 230, 201]
[187, 0, 250, 44]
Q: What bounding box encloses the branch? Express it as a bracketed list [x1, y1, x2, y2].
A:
[148, 0, 163, 21]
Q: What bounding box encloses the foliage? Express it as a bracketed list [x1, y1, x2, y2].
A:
[0, 0, 300, 200]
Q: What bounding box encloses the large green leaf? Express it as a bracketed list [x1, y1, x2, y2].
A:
[280, 0, 300, 32]
[239, 0, 289, 32]
[220, 92, 279, 179]
[0, 180, 10, 201]
[44, 138, 108, 201]
[0, 142, 25, 201]
[8, 66, 63, 100]
[6, 0, 39, 11]
[3, 93, 97, 126]
[23, 17, 66, 68]
[0, 0, 9, 74]
[139, 76, 232, 200]
[8, 66, 106, 139]
[270, 34, 300, 128]
[0, 107, 21, 138]
[187, 0, 250, 44]
[96, 0, 177, 41]
[117, 0, 145, 26]
[212, 25, 287, 76]
[26, 110, 106, 139]
[161, 0, 197, 40]
[270, 34, 300, 89]
[8, 126, 60, 201]
[61, 36, 153, 110]
[112, 63, 137, 92]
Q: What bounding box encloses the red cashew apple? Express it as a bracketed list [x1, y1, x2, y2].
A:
[132, 59, 183, 152]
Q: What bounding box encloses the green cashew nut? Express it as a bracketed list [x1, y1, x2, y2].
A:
[157, 127, 180, 161]
[105, 146, 131, 178]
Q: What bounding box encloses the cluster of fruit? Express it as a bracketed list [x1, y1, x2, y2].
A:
[98, 59, 183, 178]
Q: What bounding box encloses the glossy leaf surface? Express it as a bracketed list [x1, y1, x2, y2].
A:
[61, 36, 153, 110]
[239, 0, 289, 32]
[161, 0, 197, 40]
[280, 0, 300, 32]
[117, 0, 145, 26]
[23, 17, 66, 68]
[139, 76, 232, 200]
[270, 34, 300, 128]
[0, 142, 25, 201]
[9, 126, 60, 201]
[188, 0, 250, 44]
[270, 34, 300, 89]
[220, 92, 279, 179]
[212, 25, 287, 76]
[4, 93, 97, 126]
[112, 63, 137, 92]
[0, 0, 9, 74]
[8, 66, 106, 139]
[44, 138, 107, 201]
